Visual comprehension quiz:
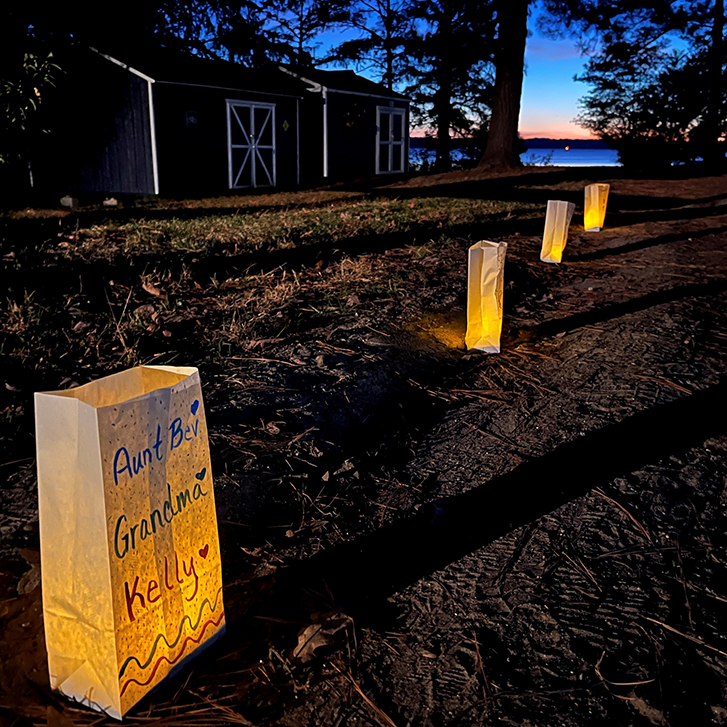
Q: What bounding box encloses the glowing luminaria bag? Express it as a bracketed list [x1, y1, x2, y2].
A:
[584, 183, 610, 232]
[465, 240, 507, 353]
[35, 366, 225, 719]
[541, 200, 575, 263]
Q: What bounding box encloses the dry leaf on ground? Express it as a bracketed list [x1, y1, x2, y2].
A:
[290, 613, 353, 663]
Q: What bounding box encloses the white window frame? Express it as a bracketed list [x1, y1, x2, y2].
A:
[376, 106, 406, 175]
[226, 100, 277, 189]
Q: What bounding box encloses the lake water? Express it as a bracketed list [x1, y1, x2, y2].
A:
[520, 147, 621, 167]
[409, 146, 621, 169]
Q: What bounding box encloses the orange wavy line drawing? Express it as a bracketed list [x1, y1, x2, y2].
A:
[119, 612, 225, 697]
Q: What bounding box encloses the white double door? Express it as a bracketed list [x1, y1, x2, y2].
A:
[376, 107, 406, 174]
[227, 100, 276, 189]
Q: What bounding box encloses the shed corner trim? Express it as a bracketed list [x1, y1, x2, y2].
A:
[89, 47, 157, 84]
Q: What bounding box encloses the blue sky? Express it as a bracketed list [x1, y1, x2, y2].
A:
[521, 31, 592, 139]
[317, 10, 596, 140]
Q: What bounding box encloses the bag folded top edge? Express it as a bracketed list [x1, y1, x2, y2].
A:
[469, 240, 507, 252]
[34, 366, 199, 410]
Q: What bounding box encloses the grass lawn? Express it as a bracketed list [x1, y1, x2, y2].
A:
[2, 189, 537, 384]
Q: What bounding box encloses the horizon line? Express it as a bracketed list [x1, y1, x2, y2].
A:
[409, 132, 599, 141]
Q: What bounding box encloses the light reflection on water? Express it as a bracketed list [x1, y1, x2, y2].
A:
[521, 148, 621, 167]
[409, 147, 621, 169]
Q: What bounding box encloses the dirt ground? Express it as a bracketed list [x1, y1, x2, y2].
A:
[2, 167, 727, 726]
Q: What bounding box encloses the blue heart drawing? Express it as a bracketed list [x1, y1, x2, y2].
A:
[195, 468, 207, 481]
[191, 400, 200, 415]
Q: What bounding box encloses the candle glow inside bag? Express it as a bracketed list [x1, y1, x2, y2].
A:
[465, 240, 507, 353]
[35, 366, 225, 719]
[584, 183, 610, 232]
[541, 200, 575, 263]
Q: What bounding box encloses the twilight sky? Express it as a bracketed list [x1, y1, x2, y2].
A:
[520, 30, 592, 139]
[319, 11, 595, 140]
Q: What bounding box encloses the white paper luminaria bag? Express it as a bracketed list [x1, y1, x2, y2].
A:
[584, 183, 610, 232]
[465, 240, 507, 353]
[541, 200, 576, 263]
[35, 366, 225, 719]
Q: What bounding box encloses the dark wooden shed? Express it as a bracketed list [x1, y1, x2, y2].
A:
[38, 49, 410, 197]
[282, 67, 410, 183]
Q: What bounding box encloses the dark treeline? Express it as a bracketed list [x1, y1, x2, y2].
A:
[543, 0, 726, 168]
[1, 0, 725, 183]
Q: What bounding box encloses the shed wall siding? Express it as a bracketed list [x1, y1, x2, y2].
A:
[298, 95, 325, 185]
[59, 61, 155, 195]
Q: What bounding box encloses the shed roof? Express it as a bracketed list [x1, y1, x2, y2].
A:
[81, 46, 408, 102]
[279, 66, 409, 101]
[89, 47, 306, 97]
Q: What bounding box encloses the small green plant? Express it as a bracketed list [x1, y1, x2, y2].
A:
[1, 52, 62, 176]
[523, 151, 554, 167]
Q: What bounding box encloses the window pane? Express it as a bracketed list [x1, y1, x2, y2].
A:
[391, 143, 402, 171]
[379, 113, 390, 142]
[379, 144, 390, 172]
[392, 113, 403, 141]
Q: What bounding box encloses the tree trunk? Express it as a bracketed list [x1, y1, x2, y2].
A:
[434, 1, 453, 172]
[435, 83, 452, 172]
[479, 0, 529, 169]
[385, 35, 394, 91]
[385, 0, 394, 91]
[707, 0, 724, 166]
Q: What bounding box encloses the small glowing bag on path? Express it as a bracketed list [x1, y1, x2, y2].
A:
[34, 366, 225, 719]
[465, 240, 507, 353]
[541, 200, 575, 264]
[584, 183, 610, 232]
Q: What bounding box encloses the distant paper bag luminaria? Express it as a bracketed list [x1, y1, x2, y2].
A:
[541, 200, 575, 264]
[584, 183, 610, 232]
[34, 366, 225, 719]
[465, 240, 507, 353]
